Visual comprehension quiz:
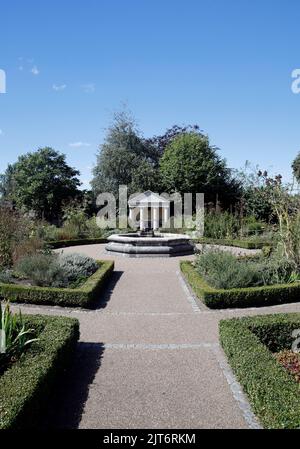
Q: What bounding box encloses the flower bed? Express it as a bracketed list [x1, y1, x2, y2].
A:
[219, 314, 300, 429]
[180, 260, 300, 308]
[0, 314, 79, 429]
[0, 260, 114, 307]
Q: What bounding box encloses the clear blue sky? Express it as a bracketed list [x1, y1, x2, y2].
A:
[1, 0, 300, 188]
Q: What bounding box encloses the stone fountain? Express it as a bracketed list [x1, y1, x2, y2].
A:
[105, 191, 195, 257]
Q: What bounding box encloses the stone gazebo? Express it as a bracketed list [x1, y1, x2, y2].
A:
[128, 191, 170, 231]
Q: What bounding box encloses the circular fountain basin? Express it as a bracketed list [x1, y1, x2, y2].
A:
[105, 233, 195, 257]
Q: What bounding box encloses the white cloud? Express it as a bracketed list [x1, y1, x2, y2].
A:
[69, 142, 91, 148]
[31, 65, 40, 75]
[52, 84, 66, 91]
[82, 83, 95, 93]
[0, 129, 3, 135]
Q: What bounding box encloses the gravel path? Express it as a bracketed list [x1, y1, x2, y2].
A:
[12, 244, 300, 429]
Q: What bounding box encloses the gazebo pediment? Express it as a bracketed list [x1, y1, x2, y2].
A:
[128, 191, 170, 207]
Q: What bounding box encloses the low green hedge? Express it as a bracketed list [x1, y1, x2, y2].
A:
[0, 315, 79, 429]
[0, 260, 114, 307]
[180, 260, 300, 309]
[47, 237, 107, 249]
[220, 314, 300, 429]
[194, 237, 271, 250]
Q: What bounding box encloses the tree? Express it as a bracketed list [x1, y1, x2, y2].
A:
[234, 163, 279, 221]
[0, 147, 81, 222]
[159, 132, 240, 205]
[146, 124, 203, 156]
[292, 152, 300, 183]
[91, 111, 160, 198]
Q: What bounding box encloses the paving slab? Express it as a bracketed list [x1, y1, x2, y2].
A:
[48, 346, 248, 429]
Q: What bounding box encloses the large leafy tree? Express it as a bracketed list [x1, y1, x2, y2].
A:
[91, 111, 160, 197]
[146, 124, 202, 156]
[159, 132, 240, 205]
[0, 147, 81, 221]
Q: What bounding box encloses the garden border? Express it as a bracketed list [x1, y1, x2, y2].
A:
[0, 315, 79, 429]
[0, 260, 114, 307]
[180, 260, 300, 309]
[219, 313, 300, 429]
[194, 237, 271, 250]
[47, 237, 107, 249]
[47, 236, 271, 250]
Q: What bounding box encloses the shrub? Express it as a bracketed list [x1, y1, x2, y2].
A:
[15, 253, 67, 287]
[274, 350, 300, 383]
[0, 315, 79, 429]
[85, 216, 104, 238]
[47, 237, 107, 249]
[204, 211, 240, 239]
[195, 250, 262, 289]
[62, 203, 88, 237]
[12, 236, 44, 265]
[14, 252, 98, 288]
[195, 237, 271, 249]
[0, 260, 114, 307]
[219, 314, 300, 428]
[0, 270, 14, 284]
[57, 253, 98, 282]
[34, 223, 61, 241]
[195, 248, 298, 290]
[242, 215, 265, 235]
[0, 207, 38, 268]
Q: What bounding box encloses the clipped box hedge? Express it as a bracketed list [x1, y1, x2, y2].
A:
[180, 260, 300, 309]
[0, 260, 114, 308]
[220, 313, 300, 429]
[0, 314, 79, 429]
[194, 237, 271, 250]
[48, 237, 107, 249]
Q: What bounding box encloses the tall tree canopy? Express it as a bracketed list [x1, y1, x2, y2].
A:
[91, 111, 160, 197]
[0, 147, 81, 221]
[146, 124, 202, 156]
[159, 132, 240, 205]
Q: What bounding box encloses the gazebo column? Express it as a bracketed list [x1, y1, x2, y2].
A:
[128, 207, 134, 228]
[152, 206, 159, 230]
[129, 207, 133, 221]
[163, 205, 170, 228]
[140, 207, 147, 231]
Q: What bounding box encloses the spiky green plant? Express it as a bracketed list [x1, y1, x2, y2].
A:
[0, 302, 38, 372]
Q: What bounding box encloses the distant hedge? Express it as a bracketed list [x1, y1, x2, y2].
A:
[194, 237, 271, 250]
[180, 260, 300, 309]
[47, 235, 270, 251]
[47, 237, 107, 249]
[0, 315, 79, 429]
[0, 260, 114, 307]
[220, 314, 300, 429]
